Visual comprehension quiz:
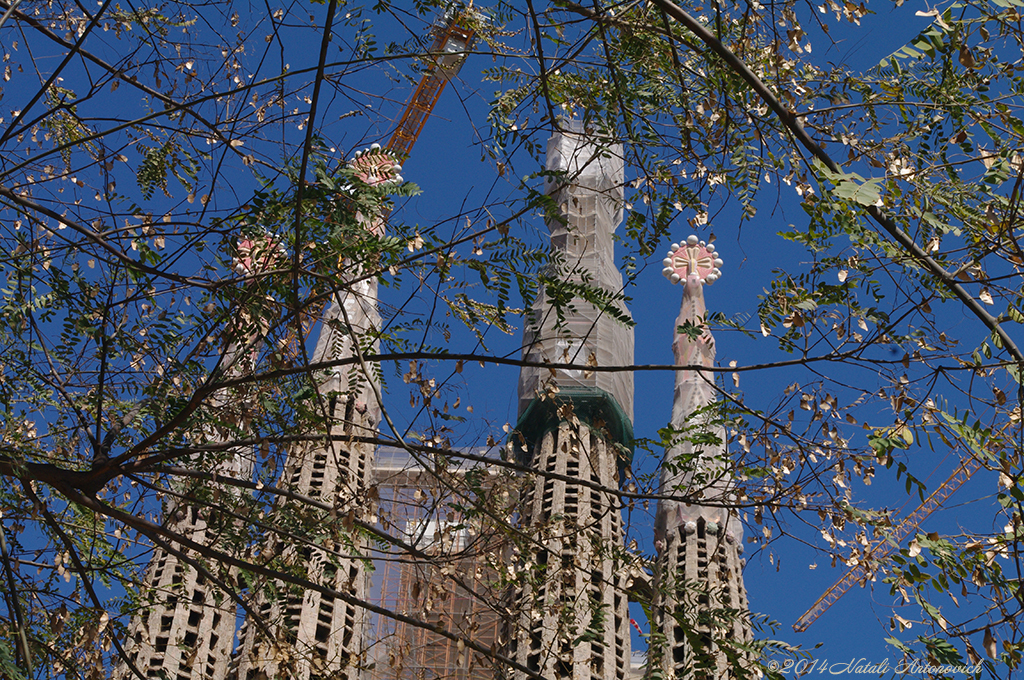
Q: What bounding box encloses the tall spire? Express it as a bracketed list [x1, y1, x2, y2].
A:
[234, 146, 398, 680]
[115, 235, 282, 680]
[648, 236, 749, 680]
[503, 122, 632, 680]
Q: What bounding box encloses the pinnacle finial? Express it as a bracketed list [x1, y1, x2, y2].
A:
[661, 234, 724, 285]
[234, 233, 286, 278]
[347, 145, 404, 187]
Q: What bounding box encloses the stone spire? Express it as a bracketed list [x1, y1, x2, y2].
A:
[503, 122, 632, 680]
[648, 236, 750, 680]
[233, 145, 398, 680]
[115, 236, 282, 680]
[517, 119, 634, 422]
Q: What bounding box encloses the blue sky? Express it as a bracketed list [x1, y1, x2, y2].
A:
[379, 3, 1005, 672]
[2, 0, 1009, 674]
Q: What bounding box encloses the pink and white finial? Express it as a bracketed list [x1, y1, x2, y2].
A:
[234, 234, 285, 278]
[661, 234, 723, 285]
[347, 144, 403, 187]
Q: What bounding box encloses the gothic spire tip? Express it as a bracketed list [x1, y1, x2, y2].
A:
[661, 234, 723, 285]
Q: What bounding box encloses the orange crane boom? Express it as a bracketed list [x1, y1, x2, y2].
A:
[793, 456, 983, 633]
[282, 8, 477, 355]
[387, 9, 477, 158]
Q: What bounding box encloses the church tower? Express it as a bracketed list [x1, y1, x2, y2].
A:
[232, 283, 379, 680]
[114, 235, 284, 680]
[648, 237, 750, 679]
[503, 121, 633, 680]
[233, 147, 399, 680]
[114, 420, 249, 680]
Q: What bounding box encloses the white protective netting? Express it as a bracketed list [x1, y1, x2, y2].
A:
[518, 121, 634, 421]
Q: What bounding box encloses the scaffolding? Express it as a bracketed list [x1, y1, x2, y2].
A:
[368, 447, 504, 680]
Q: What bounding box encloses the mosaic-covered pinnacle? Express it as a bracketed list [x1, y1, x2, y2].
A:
[233, 233, 286, 277]
[348, 143, 404, 187]
[661, 234, 724, 284]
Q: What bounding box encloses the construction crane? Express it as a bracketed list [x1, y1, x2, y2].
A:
[278, 6, 479, 351]
[793, 455, 983, 633]
[386, 6, 478, 158]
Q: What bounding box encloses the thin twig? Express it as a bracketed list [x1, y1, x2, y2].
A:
[647, 0, 1024, 366]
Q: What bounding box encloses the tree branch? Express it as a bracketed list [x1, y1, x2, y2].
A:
[0, 186, 216, 290]
[21, 481, 141, 680]
[647, 0, 1024, 366]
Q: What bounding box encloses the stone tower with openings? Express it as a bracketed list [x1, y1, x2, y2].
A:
[233, 146, 400, 680]
[648, 236, 750, 680]
[503, 120, 634, 680]
[114, 235, 284, 680]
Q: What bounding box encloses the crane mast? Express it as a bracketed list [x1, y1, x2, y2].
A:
[387, 9, 477, 158]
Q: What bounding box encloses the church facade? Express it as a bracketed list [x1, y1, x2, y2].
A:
[116, 126, 751, 680]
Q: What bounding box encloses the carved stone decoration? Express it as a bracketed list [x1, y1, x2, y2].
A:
[347, 144, 404, 188]
[648, 236, 751, 680]
[661, 234, 723, 285]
